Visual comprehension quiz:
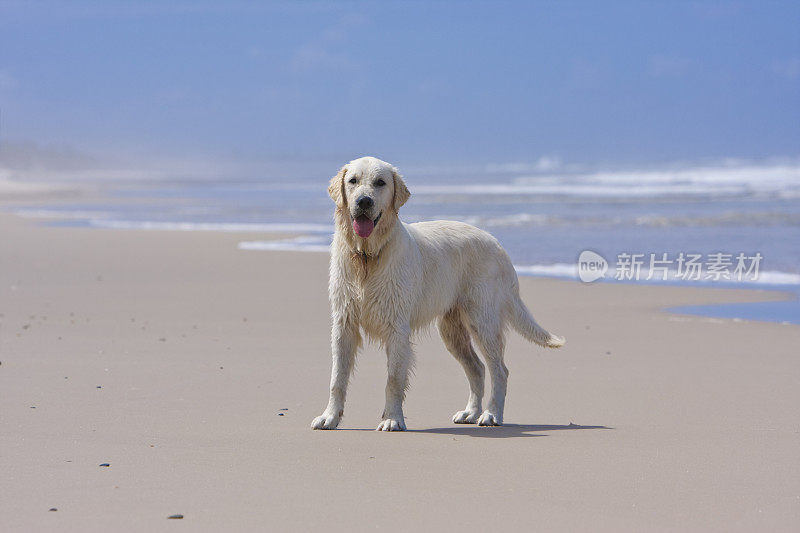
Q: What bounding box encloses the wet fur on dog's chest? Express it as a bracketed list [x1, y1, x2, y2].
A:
[347, 262, 406, 339]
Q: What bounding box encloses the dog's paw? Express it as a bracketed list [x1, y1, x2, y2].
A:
[376, 418, 406, 432]
[311, 412, 341, 430]
[477, 411, 502, 426]
[452, 409, 481, 424]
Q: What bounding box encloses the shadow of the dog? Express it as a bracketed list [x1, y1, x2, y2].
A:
[341, 423, 611, 438]
[411, 423, 611, 438]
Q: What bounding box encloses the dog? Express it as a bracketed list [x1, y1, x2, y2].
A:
[311, 156, 564, 431]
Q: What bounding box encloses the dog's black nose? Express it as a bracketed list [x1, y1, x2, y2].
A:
[356, 196, 374, 210]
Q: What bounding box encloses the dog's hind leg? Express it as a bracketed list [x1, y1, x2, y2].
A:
[439, 308, 485, 424]
[466, 306, 508, 426]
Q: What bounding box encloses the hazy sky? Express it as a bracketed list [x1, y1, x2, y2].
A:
[1, 1, 798, 173]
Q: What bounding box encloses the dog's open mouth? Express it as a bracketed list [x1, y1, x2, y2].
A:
[353, 212, 381, 238]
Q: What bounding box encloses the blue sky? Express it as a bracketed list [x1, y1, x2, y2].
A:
[0, 1, 798, 173]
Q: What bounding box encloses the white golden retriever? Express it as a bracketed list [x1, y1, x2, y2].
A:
[311, 156, 564, 431]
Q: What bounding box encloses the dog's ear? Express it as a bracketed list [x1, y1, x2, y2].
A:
[391, 167, 410, 211]
[328, 164, 348, 208]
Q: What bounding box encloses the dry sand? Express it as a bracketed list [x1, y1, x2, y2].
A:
[1, 211, 798, 532]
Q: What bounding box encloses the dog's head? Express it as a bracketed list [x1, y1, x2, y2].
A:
[328, 156, 410, 242]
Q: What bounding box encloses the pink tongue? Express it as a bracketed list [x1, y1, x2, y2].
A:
[353, 215, 374, 238]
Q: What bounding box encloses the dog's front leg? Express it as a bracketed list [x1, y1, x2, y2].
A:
[377, 328, 414, 432]
[311, 315, 360, 430]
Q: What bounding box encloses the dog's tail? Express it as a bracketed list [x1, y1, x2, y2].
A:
[509, 295, 565, 348]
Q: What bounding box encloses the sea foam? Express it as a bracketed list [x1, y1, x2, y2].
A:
[414, 162, 800, 200]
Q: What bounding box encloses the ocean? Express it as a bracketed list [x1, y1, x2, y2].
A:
[13, 160, 800, 324]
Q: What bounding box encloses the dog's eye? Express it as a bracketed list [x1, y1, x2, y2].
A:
[375, 179, 386, 187]
[348, 178, 357, 184]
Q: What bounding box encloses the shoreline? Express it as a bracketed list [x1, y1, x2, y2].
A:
[21, 218, 800, 325]
[5, 202, 799, 325]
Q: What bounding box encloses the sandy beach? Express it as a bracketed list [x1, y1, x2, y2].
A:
[0, 205, 798, 532]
